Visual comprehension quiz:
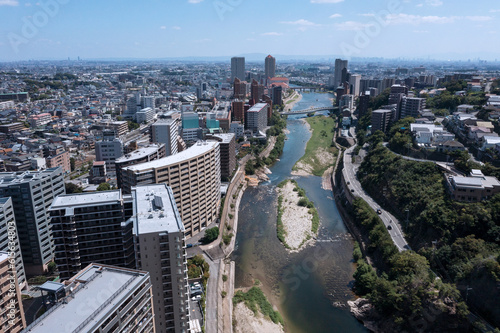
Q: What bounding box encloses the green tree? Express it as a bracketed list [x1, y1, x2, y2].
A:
[201, 227, 219, 244]
[65, 182, 83, 194]
[97, 183, 111, 191]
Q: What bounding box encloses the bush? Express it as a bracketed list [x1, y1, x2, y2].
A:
[298, 198, 308, 207]
[233, 287, 284, 325]
[222, 274, 228, 282]
[223, 233, 233, 245]
[201, 227, 219, 244]
[221, 291, 227, 298]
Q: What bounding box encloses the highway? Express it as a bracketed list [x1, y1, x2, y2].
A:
[343, 145, 410, 252]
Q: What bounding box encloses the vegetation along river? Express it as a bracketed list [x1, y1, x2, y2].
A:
[232, 92, 367, 332]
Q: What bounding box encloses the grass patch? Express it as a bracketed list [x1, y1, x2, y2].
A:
[233, 286, 284, 325]
[293, 115, 337, 176]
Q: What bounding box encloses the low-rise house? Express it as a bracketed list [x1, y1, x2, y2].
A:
[446, 169, 500, 202]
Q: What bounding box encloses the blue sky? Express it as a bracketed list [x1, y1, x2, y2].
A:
[0, 0, 499, 61]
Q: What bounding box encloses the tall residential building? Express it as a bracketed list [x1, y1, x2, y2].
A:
[115, 144, 167, 190]
[0, 198, 26, 289]
[401, 97, 426, 119]
[0, 168, 65, 275]
[265, 55, 276, 79]
[357, 93, 370, 119]
[231, 100, 245, 122]
[271, 85, 283, 105]
[334, 58, 348, 88]
[246, 103, 268, 134]
[207, 133, 236, 180]
[121, 142, 221, 238]
[151, 119, 179, 156]
[233, 77, 245, 99]
[49, 190, 136, 280]
[23, 264, 155, 333]
[0, 251, 26, 333]
[372, 109, 393, 134]
[250, 79, 264, 105]
[95, 130, 124, 172]
[231, 57, 245, 82]
[131, 184, 190, 333]
[349, 74, 361, 96]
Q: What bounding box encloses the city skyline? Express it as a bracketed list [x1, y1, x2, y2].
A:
[0, 0, 499, 62]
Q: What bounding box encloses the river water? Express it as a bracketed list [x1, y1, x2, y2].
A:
[232, 92, 367, 332]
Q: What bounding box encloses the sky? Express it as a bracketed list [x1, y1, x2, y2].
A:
[0, 0, 499, 62]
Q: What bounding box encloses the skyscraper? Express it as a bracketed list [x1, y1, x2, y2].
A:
[265, 55, 276, 79]
[151, 119, 179, 156]
[0, 168, 65, 275]
[131, 184, 190, 333]
[231, 56, 245, 82]
[334, 58, 348, 88]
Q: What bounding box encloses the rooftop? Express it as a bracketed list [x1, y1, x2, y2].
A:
[50, 190, 122, 210]
[123, 141, 218, 172]
[0, 168, 61, 186]
[248, 103, 268, 112]
[24, 264, 149, 333]
[131, 184, 184, 235]
[115, 144, 164, 164]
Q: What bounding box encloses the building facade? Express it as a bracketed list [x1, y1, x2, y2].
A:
[245, 103, 268, 134]
[95, 130, 124, 172]
[131, 184, 190, 333]
[231, 57, 245, 82]
[0, 198, 25, 290]
[49, 190, 136, 280]
[23, 264, 155, 333]
[151, 119, 179, 156]
[207, 133, 236, 180]
[121, 142, 221, 238]
[0, 252, 26, 333]
[115, 144, 166, 190]
[0, 168, 65, 275]
[265, 55, 276, 79]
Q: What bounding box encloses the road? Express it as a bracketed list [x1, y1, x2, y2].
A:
[343, 145, 409, 252]
[203, 254, 220, 333]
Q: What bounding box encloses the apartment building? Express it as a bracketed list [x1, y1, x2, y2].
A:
[49, 190, 136, 280]
[446, 170, 500, 202]
[0, 168, 65, 275]
[371, 109, 393, 134]
[131, 184, 190, 333]
[0, 123, 24, 135]
[28, 113, 51, 128]
[121, 141, 221, 238]
[401, 97, 426, 119]
[43, 145, 70, 174]
[23, 264, 155, 333]
[246, 103, 268, 134]
[0, 252, 26, 333]
[115, 144, 166, 190]
[0, 198, 25, 290]
[95, 130, 124, 172]
[151, 119, 178, 156]
[207, 133, 236, 180]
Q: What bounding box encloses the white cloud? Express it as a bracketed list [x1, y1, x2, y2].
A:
[490, 9, 500, 13]
[358, 13, 375, 17]
[261, 32, 283, 36]
[466, 16, 492, 22]
[311, 0, 344, 3]
[188, 0, 203, 3]
[195, 38, 211, 42]
[280, 19, 319, 26]
[160, 26, 166, 30]
[335, 21, 375, 31]
[172, 26, 181, 30]
[413, 30, 430, 33]
[426, 0, 443, 6]
[0, 0, 18, 6]
[329, 13, 342, 18]
[385, 13, 457, 24]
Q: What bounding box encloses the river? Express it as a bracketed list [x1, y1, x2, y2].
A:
[232, 92, 367, 332]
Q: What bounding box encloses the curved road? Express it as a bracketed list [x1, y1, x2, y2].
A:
[343, 145, 409, 251]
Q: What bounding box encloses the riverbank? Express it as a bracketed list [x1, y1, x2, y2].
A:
[292, 116, 338, 178]
[276, 179, 317, 251]
[283, 90, 303, 112]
